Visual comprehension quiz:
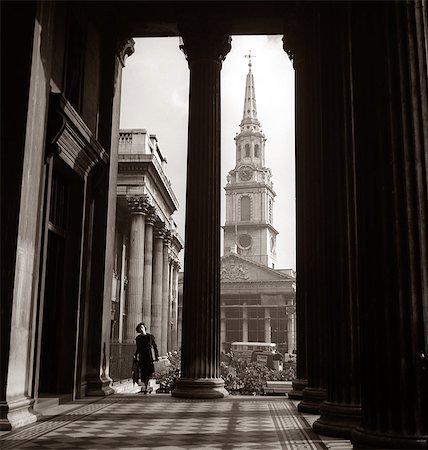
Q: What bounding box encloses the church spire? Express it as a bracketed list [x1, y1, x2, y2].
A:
[241, 50, 261, 130]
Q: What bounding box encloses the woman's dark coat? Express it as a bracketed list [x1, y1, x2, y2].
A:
[135, 333, 159, 380]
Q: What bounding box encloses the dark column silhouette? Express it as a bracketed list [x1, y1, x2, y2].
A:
[349, 2, 428, 448]
[172, 22, 231, 398]
[312, 3, 361, 438]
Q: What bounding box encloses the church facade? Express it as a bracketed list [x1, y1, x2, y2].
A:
[220, 57, 296, 355]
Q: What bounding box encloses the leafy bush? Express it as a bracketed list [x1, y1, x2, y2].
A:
[153, 351, 296, 395]
[153, 351, 181, 393]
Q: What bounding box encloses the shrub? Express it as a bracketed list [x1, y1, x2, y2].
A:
[153, 351, 181, 393]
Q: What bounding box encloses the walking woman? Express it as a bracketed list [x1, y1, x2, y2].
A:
[135, 322, 159, 393]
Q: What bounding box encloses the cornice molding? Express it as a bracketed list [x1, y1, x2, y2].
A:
[46, 93, 108, 178]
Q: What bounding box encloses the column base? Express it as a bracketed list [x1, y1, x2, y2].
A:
[85, 376, 114, 397]
[1, 397, 38, 430]
[172, 378, 229, 399]
[288, 378, 307, 400]
[298, 387, 327, 414]
[313, 401, 361, 438]
[352, 427, 428, 449]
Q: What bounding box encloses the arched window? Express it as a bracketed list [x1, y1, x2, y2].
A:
[237, 145, 241, 159]
[245, 143, 250, 157]
[241, 196, 251, 221]
[254, 144, 259, 157]
[269, 198, 273, 223]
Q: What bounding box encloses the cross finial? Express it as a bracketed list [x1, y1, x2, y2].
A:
[244, 50, 255, 70]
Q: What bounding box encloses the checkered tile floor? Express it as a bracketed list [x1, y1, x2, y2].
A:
[1, 395, 352, 449]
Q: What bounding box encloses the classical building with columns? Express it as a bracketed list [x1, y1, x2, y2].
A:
[220, 57, 296, 355]
[2, 2, 426, 448]
[110, 130, 183, 380]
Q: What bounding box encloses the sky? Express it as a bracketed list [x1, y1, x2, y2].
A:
[120, 36, 295, 269]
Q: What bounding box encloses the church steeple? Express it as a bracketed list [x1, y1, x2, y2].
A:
[241, 50, 261, 132]
[223, 51, 278, 268]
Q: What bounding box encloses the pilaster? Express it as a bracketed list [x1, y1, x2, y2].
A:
[3, 1, 55, 429]
[172, 21, 230, 398]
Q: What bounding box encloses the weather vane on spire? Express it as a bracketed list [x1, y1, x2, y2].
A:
[244, 50, 255, 70]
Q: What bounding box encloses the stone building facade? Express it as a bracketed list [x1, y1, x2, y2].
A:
[2, 2, 426, 447]
[110, 130, 183, 380]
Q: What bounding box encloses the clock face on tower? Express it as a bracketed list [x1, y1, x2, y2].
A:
[239, 166, 253, 181]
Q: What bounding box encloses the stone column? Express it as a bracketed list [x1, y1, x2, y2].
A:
[264, 307, 271, 343]
[170, 260, 178, 351]
[124, 195, 148, 342]
[349, 2, 428, 448]
[118, 235, 128, 343]
[151, 223, 164, 351]
[242, 303, 248, 342]
[311, 3, 361, 439]
[287, 308, 296, 354]
[283, 19, 308, 402]
[177, 271, 183, 350]
[167, 256, 173, 352]
[172, 23, 231, 398]
[142, 206, 156, 329]
[284, 11, 328, 412]
[161, 231, 171, 355]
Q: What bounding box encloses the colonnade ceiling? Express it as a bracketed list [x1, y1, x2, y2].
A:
[114, 1, 298, 39]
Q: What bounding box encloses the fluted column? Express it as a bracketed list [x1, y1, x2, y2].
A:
[171, 260, 179, 351]
[242, 303, 248, 342]
[220, 305, 226, 349]
[172, 23, 231, 398]
[118, 235, 128, 343]
[124, 195, 148, 342]
[161, 231, 171, 355]
[283, 19, 308, 402]
[264, 307, 271, 343]
[350, 2, 428, 448]
[311, 3, 361, 438]
[167, 256, 174, 352]
[287, 309, 296, 354]
[151, 223, 164, 351]
[142, 206, 156, 329]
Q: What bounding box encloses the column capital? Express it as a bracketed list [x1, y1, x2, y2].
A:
[116, 37, 135, 67]
[145, 205, 157, 226]
[126, 195, 150, 215]
[282, 11, 306, 66]
[179, 20, 231, 65]
[163, 229, 172, 247]
[154, 221, 166, 239]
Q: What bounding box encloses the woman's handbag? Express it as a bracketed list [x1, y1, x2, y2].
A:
[131, 356, 139, 385]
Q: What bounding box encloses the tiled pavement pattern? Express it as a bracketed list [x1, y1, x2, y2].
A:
[0, 395, 352, 449]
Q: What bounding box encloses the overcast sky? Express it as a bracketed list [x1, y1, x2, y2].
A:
[120, 36, 295, 269]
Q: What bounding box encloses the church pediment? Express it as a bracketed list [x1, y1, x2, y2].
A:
[220, 254, 294, 283]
